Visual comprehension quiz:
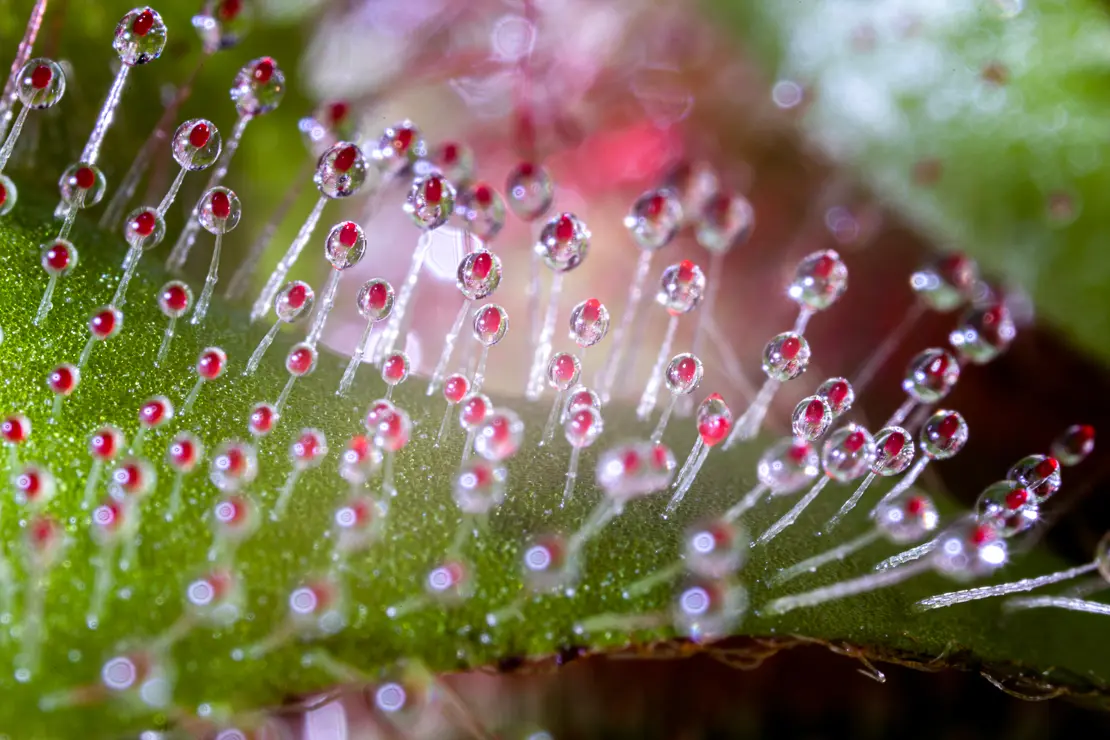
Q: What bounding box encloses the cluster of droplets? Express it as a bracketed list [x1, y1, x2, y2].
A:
[0, 4, 1102, 734]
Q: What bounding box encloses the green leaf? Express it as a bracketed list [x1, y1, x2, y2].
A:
[708, 0, 1110, 364]
[0, 200, 1108, 736]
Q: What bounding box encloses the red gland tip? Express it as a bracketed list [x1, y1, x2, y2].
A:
[30, 64, 53, 90]
[210, 191, 232, 220]
[253, 58, 275, 84]
[333, 145, 359, 173]
[132, 10, 155, 36]
[189, 122, 211, 149]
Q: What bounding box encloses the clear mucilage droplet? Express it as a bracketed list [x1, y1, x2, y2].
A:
[17, 59, 65, 108]
[535, 213, 590, 272]
[902, 348, 960, 404]
[456, 182, 505, 242]
[568, 298, 609, 348]
[757, 438, 819, 493]
[919, 410, 969, 460]
[356, 279, 395, 322]
[656, 260, 705, 315]
[193, 0, 252, 54]
[324, 221, 367, 271]
[505, 161, 554, 221]
[871, 426, 915, 475]
[787, 249, 848, 312]
[910, 252, 979, 312]
[231, 57, 285, 117]
[112, 8, 168, 66]
[874, 492, 939, 543]
[58, 164, 107, 209]
[761, 332, 810, 381]
[374, 120, 426, 176]
[696, 192, 754, 254]
[791, 396, 832, 441]
[820, 424, 877, 482]
[171, 119, 222, 171]
[197, 187, 241, 234]
[457, 250, 502, 300]
[315, 142, 369, 199]
[665, 353, 703, 395]
[949, 302, 1016, 365]
[624, 188, 683, 251]
[405, 173, 457, 230]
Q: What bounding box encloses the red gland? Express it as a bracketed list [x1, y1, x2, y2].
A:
[16, 469, 46, 501]
[475, 306, 501, 336]
[811, 253, 836, 278]
[843, 431, 867, 453]
[905, 496, 927, 516]
[131, 210, 157, 237]
[210, 191, 231, 220]
[424, 175, 444, 204]
[1005, 488, 1030, 510]
[162, 283, 190, 313]
[440, 142, 459, 164]
[253, 58, 274, 84]
[472, 182, 494, 207]
[471, 251, 493, 279]
[551, 354, 578, 384]
[555, 215, 575, 243]
[90, 308, 120, 339]
[327, 100, 348, 126]
[393, 126, 414, 153]
[443, 375, 469, 404]
[139, 398, 171, 427]
[27, 515, 61, 554]
[75, 166, 96, 190]
[48, 365, 77, 395]
[197, 349, 226, 380]
[2, 415, 30, 444]
[581, 298, 602, 323]
[382, 354, 407, 382]
[677, 259, 698, 284]
[971, 523, 996, 546]
[90, 429, 121, 460]
[249, 403, 277, 435]
[366, 281, 390, 312]
[644, 194, 669, 220]
[189, 122, 211, 149]
[132, 10, 155, 36]
[333, 145, 359, 173]
[824, 380, 850, 408]
[44, 242, 72, 273]
[115, 462, 149, 496]
[516, 161, 536, 178]
[781, 335, 802, 360]
[804, 399, 826, 426]
[459, 396, 489, 427]
[30, 64, 53, 89]
[674, 356, 699, 386]
[338, 221, 360, 247]
[787, 441, 812, 463]
[294, 431, 324, 463]
[883, 431, 905, 457]
[286, 346, 316, 376]
[936, 413, 961, 440]
[285, 283, 308, 310]
[698, 415, 732, 447]
[1034, 457, 1060, 479]
[218, 0, 243, 21]
[169, 438, 198, 469]
[621, 448, 642, 475]
[0, 183, 7, 206]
